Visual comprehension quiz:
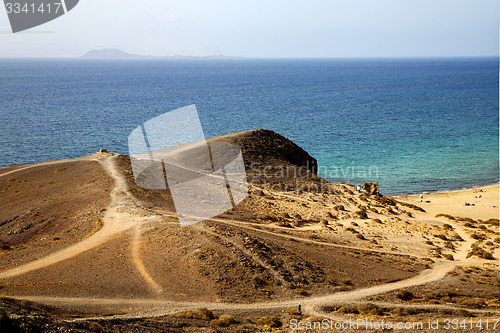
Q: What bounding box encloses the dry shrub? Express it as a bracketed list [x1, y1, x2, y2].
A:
[337, 306, 358, 314]
[295, 288, 308, 296]
[486, 218, 499, 226]
[356, 234, 366, 240]
[357, 303, 385, 316]
[0, 240, 11, 250]
[443, 254, 454, 261]
[457, 217, 475, 223]
[397, 201, 426, 212]
[211, 314, 236, 327]
[466, 245, 494, 260]
[377, 196, 397, 206]
[174, 308, 215, 320]
[470, 233, 486, 240]
[396, 289, 417, 301]
[435, 234, 448, 241]
[88, 322, 104, 333]
[435, 213, 455, 219]
[354, 210, 368, 219]
[286, 309, 301, 316]
[256, 316, 282, 328]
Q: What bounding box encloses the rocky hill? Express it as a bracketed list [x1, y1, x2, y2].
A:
[0, 129, 496, 331]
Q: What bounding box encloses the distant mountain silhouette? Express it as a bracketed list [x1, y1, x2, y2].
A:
[81, 49, 148, 59]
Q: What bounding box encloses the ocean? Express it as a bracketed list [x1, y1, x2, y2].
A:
[0, 58, 498, 194]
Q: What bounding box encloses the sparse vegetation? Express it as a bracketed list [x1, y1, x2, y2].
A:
[354, 210, 368, 219]
[396, 289, 418, 301]
[211, 314, 236, 327]
[256, 316, 282, 328]
[173, 308, 215, 320]
[0, 240, 11, 250]
[295, 288, 308, 296]
[466, 245, 494, 260]
[397, 201, 426, 212]
[286, 309, 301, 316]
[376, 196, 397, 206]
[457, 217, 475, 223]
[341, 279, 352, 285]
[434, 234, 448, 241]
[88, 321, 104, 333]
[435, 214, 455, 220]
[443, 254, 454, 261]
[470, 233, 486, 240]
[486, 218, 499, 226]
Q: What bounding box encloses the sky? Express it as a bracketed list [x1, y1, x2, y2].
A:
[0, 0, 499, 58]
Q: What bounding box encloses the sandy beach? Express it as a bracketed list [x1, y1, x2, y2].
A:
[394, 184, 499, 221]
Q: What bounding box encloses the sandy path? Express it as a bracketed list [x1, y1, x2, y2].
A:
[131, 225, 164, 293]
[303, 216, 478, 319]
[1, 155, 495, 322]
[0, 155, 162, 294]
[8, 209, 487, 321]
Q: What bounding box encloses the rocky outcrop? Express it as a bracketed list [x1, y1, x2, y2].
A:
[362, 182, 380, 195]
[214, 129, 318, 175]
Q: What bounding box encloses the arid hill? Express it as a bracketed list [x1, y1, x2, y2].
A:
[0, 129, 497, 332]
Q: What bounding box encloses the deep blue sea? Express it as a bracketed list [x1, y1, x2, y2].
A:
[0, 58, 498, 194]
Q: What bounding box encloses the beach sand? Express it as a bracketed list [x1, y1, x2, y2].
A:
[395, 184, 499, 221]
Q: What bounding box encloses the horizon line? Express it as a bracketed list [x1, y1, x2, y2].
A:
[0, 55, 498, 60]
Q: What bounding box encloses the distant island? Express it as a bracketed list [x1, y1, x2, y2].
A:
[81, 49, 242, 60]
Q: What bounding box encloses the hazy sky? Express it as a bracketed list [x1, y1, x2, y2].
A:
[0, 0, 498, 58]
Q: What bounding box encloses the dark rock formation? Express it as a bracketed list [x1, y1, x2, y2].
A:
[362, 182, 379, 195]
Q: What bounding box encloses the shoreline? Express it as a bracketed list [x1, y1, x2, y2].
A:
[395, 183, 499, 221]
[390, 181, 500, 197]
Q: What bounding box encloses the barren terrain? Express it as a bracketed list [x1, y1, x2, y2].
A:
[0, 129, 498, 332]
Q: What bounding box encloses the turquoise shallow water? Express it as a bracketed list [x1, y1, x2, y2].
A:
[0, 58, 498, 194]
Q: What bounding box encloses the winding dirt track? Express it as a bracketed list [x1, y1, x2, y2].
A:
[0, 154, 494, 321]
